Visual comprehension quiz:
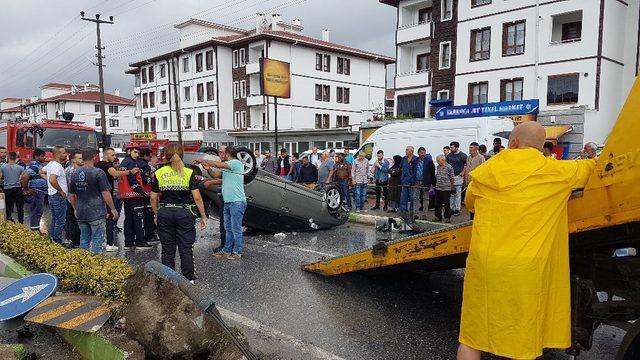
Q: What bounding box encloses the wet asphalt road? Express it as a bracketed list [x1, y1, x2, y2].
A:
[107, 218, 624, 360]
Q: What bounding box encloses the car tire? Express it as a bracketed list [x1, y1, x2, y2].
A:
[198, 147, 219, 156]
[232, 146, 258, 184]
[324, 185, 343, 213]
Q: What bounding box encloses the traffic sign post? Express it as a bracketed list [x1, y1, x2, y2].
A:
[0, 273, 57, 321]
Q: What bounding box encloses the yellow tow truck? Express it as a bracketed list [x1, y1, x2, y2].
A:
[304, 78, 640, 358]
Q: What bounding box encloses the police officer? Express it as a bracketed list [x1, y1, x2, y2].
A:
[150, 144, 207, 283]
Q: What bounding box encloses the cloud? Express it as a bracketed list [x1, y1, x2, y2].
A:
[0, 0, 396, 99]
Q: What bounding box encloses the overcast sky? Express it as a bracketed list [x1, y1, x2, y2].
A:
[0, 0, 396, 100]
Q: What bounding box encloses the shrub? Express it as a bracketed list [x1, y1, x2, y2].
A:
[0, 222, 133, 302]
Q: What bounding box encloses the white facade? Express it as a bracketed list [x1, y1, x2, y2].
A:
[454, 0, 639, 145]
[0, 84, 136, 133]
[128, 15, 393, 151]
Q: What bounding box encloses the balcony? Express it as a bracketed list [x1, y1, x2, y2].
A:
[246, 60, 260, 75]
[247, 94, 265, 107]
[397, 22, 431, 44]
[395, 70, 431, 89]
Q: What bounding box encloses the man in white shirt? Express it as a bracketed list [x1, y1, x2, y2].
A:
[310, 147, 320, 167]
[254, 148, 265, 169]
[40, 146, 68, 244]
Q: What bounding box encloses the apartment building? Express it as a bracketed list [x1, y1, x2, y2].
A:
[0, 83, 137, 133]
[126, 14, 394, 153]
[383, 0, 640, 154]
[455, 0, 639, 151]
[381, 0, 458, 118]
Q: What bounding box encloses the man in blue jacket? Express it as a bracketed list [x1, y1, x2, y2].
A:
[21, 149, 47, 231]
[371, 150, 389, 211]
[414, 147, 436, 215]
[400, 146, 418, 218]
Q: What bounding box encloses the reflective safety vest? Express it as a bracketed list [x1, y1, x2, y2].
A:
[154, 166, 193, 192]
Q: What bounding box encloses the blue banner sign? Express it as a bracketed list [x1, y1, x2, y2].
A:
[435, 99, 539, 120]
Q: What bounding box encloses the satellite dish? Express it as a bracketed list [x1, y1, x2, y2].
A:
[61, 112, 74, 122]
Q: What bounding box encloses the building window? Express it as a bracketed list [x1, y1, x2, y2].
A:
[437, 90, 450, 100]
[315, 53, 323, 71]
[562, 21, 582, 42]
[416, 53, 430, 72]
[337, 57, 351, 75]
[206, 81, 215, 101]
[418, 7, 432, 23]
[141, 68, 147, 84]
[439, 42, 451, 69]
[150, 117, 156, 132]
[206, 50, 214, 70]
[94, 104, 100, 113]
[240, 80, 246, 98]
[234, 111, 240, 129]
[547, 73, 579, 105]
[149, 92, 155, 108]
[323, 54, 331, 72]
[472, 0, 491, 7]
[323, 85, 330, 102]
[397, 93, 426, 118]
[552, 11, 583, 43]
[233, 50, 239, 68]
[196, 83, 204, 102]
[468, 82, 489, 104]
[148, 65, 154, 82]
[182, 57, 189, 73]
[501, 78, 523, 102]
[503, 21, 525, 56]
[241, 111, 247, 128]
[109, 118, 119, 127]
[470, 27, 491, 61]
[160, 64, 166, 78]
[160, 90, 167, 104]
[337, 87, 350, 104]
[184, 114, 192, 129]
[183, 86, 191, 101]
[239, 48, 246, 67]
[442, 0, 453, 21]
[95, 118, 101, 127]
[336, 115, 349, 127]
[233, 81, 240, 99]
[142, 118, 148, 131]
[198, 113, 205, 130]
[161, 116, 168, 130]
[315, 114, 330, 129]
[195, 53, 203, 73]
[108, 105, 118, 113]
[142, 93, 148, 108]
[207, 112, 215, 129]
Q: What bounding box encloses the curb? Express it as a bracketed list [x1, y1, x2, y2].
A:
[0, 251, 144, 360]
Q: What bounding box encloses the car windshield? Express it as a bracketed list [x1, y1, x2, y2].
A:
[38, 128, 97, 150]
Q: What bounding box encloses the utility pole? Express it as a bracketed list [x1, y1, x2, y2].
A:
[81, 11, 113, 148]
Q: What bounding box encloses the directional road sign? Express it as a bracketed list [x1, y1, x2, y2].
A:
[25, 294, 111, 333]
[0, 273, 57, 321]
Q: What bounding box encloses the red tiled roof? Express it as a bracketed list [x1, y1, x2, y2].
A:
[1, 98, 24, 103]
[41, 82, 99, 90]
[28, 91, 134, 106]
[0, 105, 23, 113]
[129, 25, 395, 68]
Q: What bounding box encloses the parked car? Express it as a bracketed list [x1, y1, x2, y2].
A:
[183, 146, 348, 232]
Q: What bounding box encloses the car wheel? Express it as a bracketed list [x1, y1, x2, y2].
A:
[233, 146, 258, 184]
[198, 147, 218, 156]
[324, 185, 342, 213]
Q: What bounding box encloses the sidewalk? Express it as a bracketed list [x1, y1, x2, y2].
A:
[348, 196, 472, 226]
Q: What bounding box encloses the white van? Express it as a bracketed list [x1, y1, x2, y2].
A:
[357, 117, 514, 163]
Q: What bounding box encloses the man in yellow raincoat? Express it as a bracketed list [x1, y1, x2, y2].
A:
[458, 122, 596, 360]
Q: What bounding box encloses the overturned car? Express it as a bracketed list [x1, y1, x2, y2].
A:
[183, 147, 348, 232]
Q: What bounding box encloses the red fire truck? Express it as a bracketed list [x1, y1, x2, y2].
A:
[0, 119, 98, 162]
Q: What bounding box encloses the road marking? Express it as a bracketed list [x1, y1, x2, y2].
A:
[217, 307, 346, 360]
[251, 239, 336, 258]
[56, 305, 110, 330]
[27, 300, 85, 323]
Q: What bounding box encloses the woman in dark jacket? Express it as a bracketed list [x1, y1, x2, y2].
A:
[386, 155, 403, 212]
